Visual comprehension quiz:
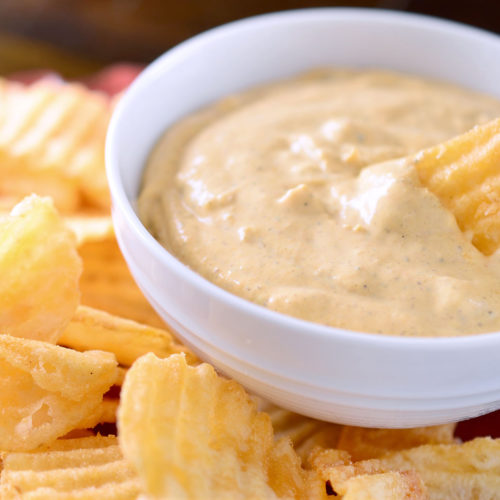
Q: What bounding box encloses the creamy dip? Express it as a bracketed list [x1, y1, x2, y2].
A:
[139, 70, 500, 337]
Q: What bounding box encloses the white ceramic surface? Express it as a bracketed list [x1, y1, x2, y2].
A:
[106, 8, 500, 427]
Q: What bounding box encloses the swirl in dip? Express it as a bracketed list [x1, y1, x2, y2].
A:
[139, 70, 500, 337]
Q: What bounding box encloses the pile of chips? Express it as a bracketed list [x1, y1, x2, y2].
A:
[0, 73, 499, 500]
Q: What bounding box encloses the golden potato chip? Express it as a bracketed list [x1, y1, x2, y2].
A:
[308, 446, 382, 489]
[0, 334, 117, 451]
[66, 101, 110, 210]
[77, 397, 119, 429]
[1, 482, 141, 500]
[0, 170, 80, 213]
[302, 472, 330, 500]
[306, 447, 352, 471]
[375, 437, 500, 499]
[36, 435, 118, 452]
[0, 435, 142, 499]
[414, 117, 500, 254]
[308, 448, 427, 499]
[64, 214, 113, 246]
[97, 398, 119, 425]
[312, 437, 500, 499]
[2, 442, 122, 471]
[258, 400, 342, 463]
[78, 237, 165, 328]
[263, 403, 324, 443]
[1, 195, 110, 245]
[339, 471, 427, 500]
[296, 427, 345, 464]
[118, 353, 305, 499]
[0, 79, 112, 213]
[0, 81, 55, 150]
[336, 424, 457, 461]
[0, 195, 81, 343]
[115, 366, 128, 386]
[59, 305, 195, 367]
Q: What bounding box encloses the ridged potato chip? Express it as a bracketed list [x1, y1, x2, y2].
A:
[414, 117, 500, 255]
[0, 195, 81, 343]
[336, 424, 457, 461]
[0, 435, 142, 499]
[308, 447, 427, 499]
[0, 335, 117, 451]
[312, 437, 500, 500]
[65, 214, 114, 246]
[36, 435, 118, 452]
[118, 353, 305, 499]
[0, 170, 80, 213]
[0, 79, 111, 213]
[339, 471, 427, 500]
[295, 427, 344, 464]
[77, 397, 119, 429]
[78, 237, 165, 328]
[375, 437, 500, 499]
[66, 98, 111, 210]
[59, 305, 195, 367]
[259, 400, 342, 462]
[114, 366, 127, 387]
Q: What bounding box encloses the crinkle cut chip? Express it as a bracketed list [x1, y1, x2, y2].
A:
[118, 353, 306, 499]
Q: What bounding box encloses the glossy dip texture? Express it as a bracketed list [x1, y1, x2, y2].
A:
[139, 69, 500, 337]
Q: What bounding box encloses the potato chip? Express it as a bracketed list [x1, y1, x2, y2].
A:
[303, 473, 330, 500]
[0, 195, 81, 343]
[118, 353, 305, 499]
[0, 79, 112, 213]
[64, 214, 113, 246]
[336, 424, 457, 461]
[59, 305, 195, 367]
[0, 435, 142, 499]
[259, 400, 342, 462]
[37, 435, 118, 452]
[308, 447, 382, 490]
[66, 101, 111, 210]
[0, 81, 55, 149]
[414, 117, 500, 254]
[375, 437, 500, 499]
[306, 447, 352, 471]
[296, 427, 344, 464]
[0, 334, 117, 451]
[263, 403, 324, 443]
[97, 398, 119, 425]
[77, 398, 119, 429]
[78, 237, 165, 328]
[339, 471, 427, 499]
[115, 366, 127, 387]
[0, 170, 80, 213]
[1, 481, 141, 500]
[2, 442, 122, 472]
[308, 448, 427, 499]
[312, 437, 500, 499]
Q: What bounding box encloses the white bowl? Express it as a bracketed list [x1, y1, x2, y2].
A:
[106, 8, 500, 427]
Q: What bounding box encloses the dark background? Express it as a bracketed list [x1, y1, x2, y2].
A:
[0, 0, 498, 76]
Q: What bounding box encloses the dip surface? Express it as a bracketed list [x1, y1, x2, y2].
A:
[139, 70, 500, 337]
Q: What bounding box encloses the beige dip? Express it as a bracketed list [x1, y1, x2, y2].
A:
[139, 70, 500, 337]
